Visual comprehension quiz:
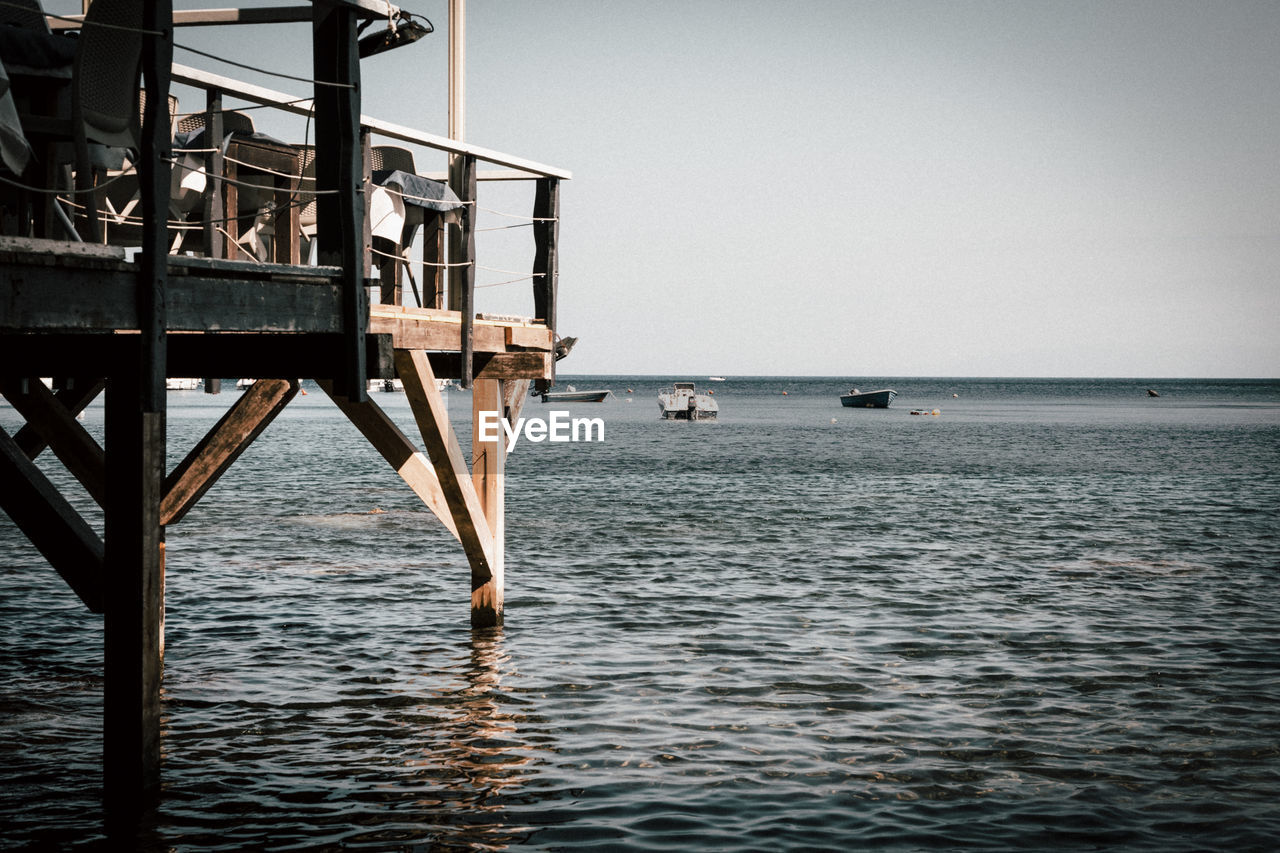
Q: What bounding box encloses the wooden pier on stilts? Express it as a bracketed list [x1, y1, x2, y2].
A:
[0, 0, 568, 832]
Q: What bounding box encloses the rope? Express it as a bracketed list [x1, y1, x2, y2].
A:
[164, 156, 340, 195]
[477, 276, 535, 288]
[217, 226, 264, 263]
[478, 206, 558, 222]
[478, 265, 544, 278]
[0, 168, 137, 196]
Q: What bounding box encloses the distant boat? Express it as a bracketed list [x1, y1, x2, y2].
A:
[236, 378, 256, 389]
[1147, 389, 1160, 397]
[367, 378, 405, 392]
[165, 378, 200, 391]
[659, 381, 718, 420]
[541, 385, 611, 403]
[708, 376, 726, 382]
[840, 388, 897, 408]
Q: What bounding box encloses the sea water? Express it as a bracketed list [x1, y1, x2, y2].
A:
[2, 377, 1278, 850]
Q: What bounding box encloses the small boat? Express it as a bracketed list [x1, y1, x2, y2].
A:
[658, 381, 718, 420]
[236, 378, 256, 389]
[708, 376, 726, 382]
[541, 385, 611, 403]
[367, 378, 405, 392]
[840, 388, 897, 408]
[165, 378, 200, 391]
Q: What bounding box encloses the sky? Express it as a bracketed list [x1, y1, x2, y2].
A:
[62, 0, 1280, 377]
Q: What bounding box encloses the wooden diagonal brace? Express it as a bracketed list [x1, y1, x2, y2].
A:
[0, 424, 104, 612]
[394, 349, 494, 582]
[315, 379, 460, 541]
[161, 378, 299, 525]
[2, 378, 107, 506]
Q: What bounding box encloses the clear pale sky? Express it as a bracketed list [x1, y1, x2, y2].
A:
[75, 1, 1280, 376]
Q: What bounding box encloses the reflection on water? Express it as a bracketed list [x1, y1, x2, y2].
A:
[404, 628, 538, 850]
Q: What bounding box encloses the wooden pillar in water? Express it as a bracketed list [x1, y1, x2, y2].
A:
[470, 379, 505, 626]
[103, 0, 170, 829]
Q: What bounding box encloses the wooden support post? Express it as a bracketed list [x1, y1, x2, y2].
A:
[448, 155, 477, 388]
[102, 0, 170, 824]
[140, 0, 172, 414]
[2, 378, 106, 505]
[102, 372, 165, 829]
[161, 379, 299, 526]
[0, 424, 105, 612]
[316, 379, 459, 540]
[394, 349, 496, 621]
[470, 379, 504, 626]
[532, 177, 559, 393]
[201, 88, 225, 259]
[313, 0, 367, 403]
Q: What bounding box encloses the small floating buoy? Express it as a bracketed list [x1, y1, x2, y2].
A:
[369, 507, 386, 514]
[952, 393, 958, 398]
[932, 409, 940, 416]
[830, 418, 837, 424]
[1147, 389, 1160, 397]
[781, 390, 788, 395]
[301, 388, 308, 395]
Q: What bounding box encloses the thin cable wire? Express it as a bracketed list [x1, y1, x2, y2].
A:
[0, 169, 136, 196]
[173, 43, 356, 89]
[477, 276, 535, 288]
[478, 265, 544, 278]
[478, 206, 557, 222]
[477, 222, 531, 232]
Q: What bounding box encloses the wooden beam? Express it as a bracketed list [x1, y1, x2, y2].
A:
[368, 310, 552, 353]
[161, 378, 299, 526]
[0, 424, 104, 612]
[313, 0, 367, 402]
[11, 378, 104, 460]
[394, 348, 494, 587]
[470, 379, 504, 627]
[2, 379, 106, 506]
[502, 378, 531, 448]
[102, 372, 166, 825]
[315, 380, 459, 541]
[427, 351, 552, 381]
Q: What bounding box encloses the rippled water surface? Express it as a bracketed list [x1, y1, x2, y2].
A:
[3, 377, 1279, 850]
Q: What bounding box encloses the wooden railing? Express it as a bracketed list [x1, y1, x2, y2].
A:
[168, 63, 567, 389]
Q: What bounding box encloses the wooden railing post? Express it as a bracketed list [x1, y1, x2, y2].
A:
[312, 0, 367, 403]
[449, 154, 477, 387]
[201, 88, 225, 259]
[532, 177, 559, 392]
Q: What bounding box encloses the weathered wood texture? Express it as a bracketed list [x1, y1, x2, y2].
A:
[470, 379, 504, 626]
[312, 0, 366, 402]
[532, 178, 559, 391]
[11, 378, 105, 458]
[395, 349, 494, 590]
[161, 378, 299, 525]
[316, 379, 459, 540]
[0, 424, 104, 612]
[447, 155, 477, 387]
[140, 0, 173, 413]
[2, 379, 106, 506]
[102, 376, 165, 825]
